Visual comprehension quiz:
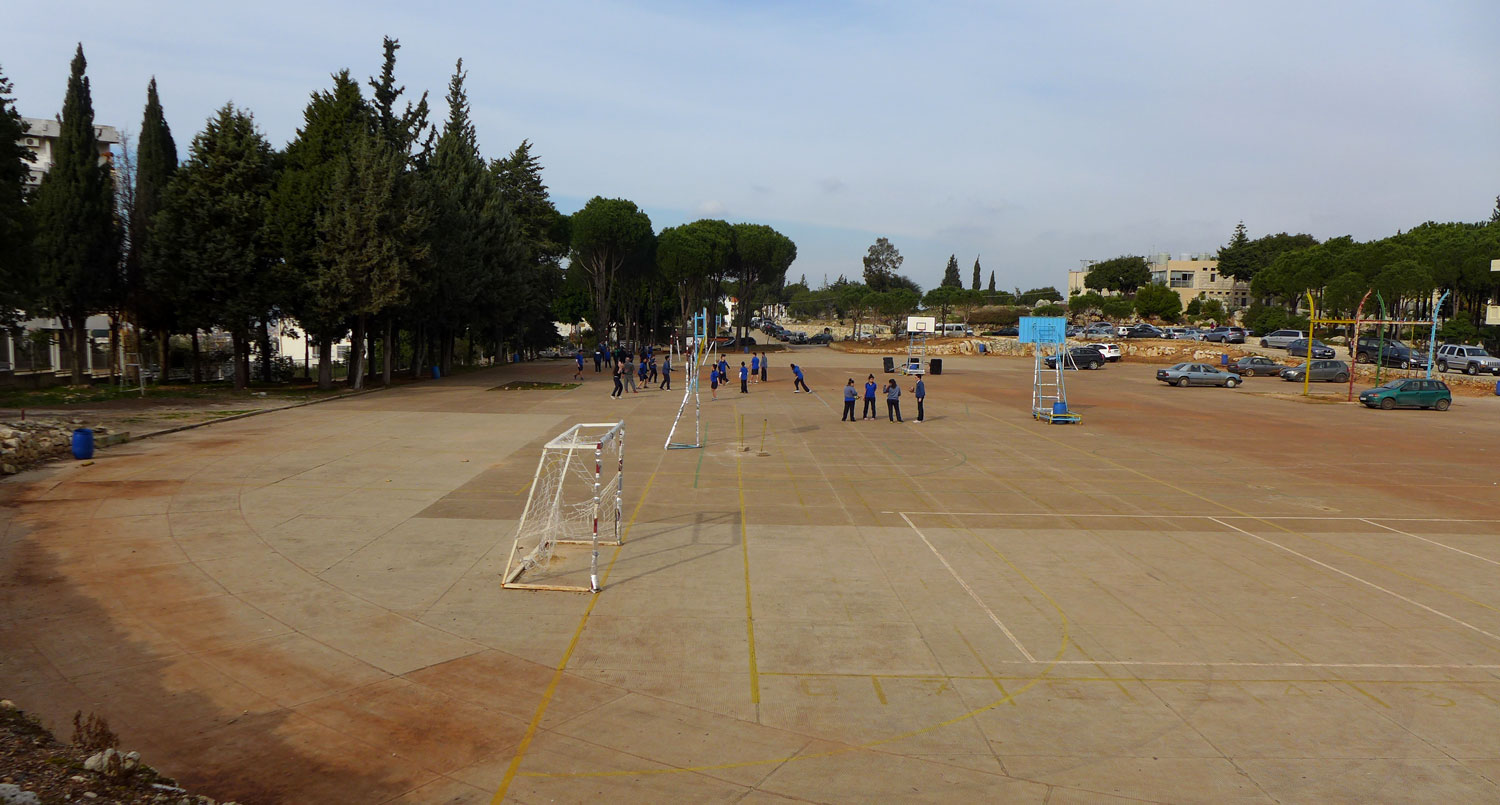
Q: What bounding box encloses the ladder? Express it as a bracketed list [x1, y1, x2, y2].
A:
[904, 328, 927, 375]
[1031, 342, 1081, 424]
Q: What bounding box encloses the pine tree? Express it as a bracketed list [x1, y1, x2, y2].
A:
[128, 78, 178, 374]
[940, 254, 961, 287]
[1491, 196, 1499, 224]
[0, 64, 36, 327]
[971, 257, 981, 290]
[266, 70, 372, 388]
[31, 45, 119, 384]
[149, 104, 277, 390]
[988, 270, 996, 293]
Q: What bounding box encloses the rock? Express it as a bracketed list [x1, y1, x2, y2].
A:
[84, 747, 127, 776]
[0, 783, 41, 805]
[83, 793, 99, 800]
[69, 776, 88, 783]
[0, 700, 14, 710]
[122, 750, 141, 773]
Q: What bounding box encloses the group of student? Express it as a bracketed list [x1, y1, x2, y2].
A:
[705, 352, 771, 399]
[580, 346, 675, 399]
[841, 374, 926, 423]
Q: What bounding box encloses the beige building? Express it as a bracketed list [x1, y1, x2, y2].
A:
[1149, 252, 1251, 309]
[18, 116, 121, 187]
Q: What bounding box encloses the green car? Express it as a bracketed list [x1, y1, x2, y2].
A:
[1358, 378, 1451, 410]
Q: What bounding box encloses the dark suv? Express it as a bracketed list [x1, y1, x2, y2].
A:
[1355, 337, 1427, 370]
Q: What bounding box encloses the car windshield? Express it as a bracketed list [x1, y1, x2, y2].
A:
[1377, 381, 1402, 389]
[1170, 363, 1190, 370]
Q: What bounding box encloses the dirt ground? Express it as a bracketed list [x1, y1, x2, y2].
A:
[4, 348, 1500, 803]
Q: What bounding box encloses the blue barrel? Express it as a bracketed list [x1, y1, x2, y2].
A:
[71, 428, 94, 460]
[1220, 353, 1230, 366]
[1494, 380, 1499, 396]
[432, 366, 441, 379]
[1052, 402, 1068, 415]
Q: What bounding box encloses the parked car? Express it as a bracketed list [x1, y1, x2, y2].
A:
[1083, 322, 1116, 337]
[1123, 324, 1165, 339]
[1233, 355, 1287, 377]
[807, 333, 833, 345]
[1157, 363, 1242, 387]
[1286, 338, 1335, 359]
[1094, 342, 1122, 362]
[785, 331, 808, 344]
[1163, 327, 1199, 340]
[1044, 346, 1107, 370]
[982, 326, 1019, 337]
[1260, 329, 1305, 349]
[1065, 325, 1083, 338]
[1435, 344, 1500, 375]
[1354, 337, 1427, 369]
[1281, 359, 1350, 383]
[1204, 327, 1247, 344]
[1359, 378, 1451, 410]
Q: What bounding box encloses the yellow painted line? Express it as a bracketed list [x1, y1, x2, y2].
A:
[490, 463, 662, 804]
[737, 453, 761, 705]
[955, 626, 1016, 707]
[871, 676, 888, 705]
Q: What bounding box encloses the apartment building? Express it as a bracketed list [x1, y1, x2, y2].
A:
[18, 116, 121, 187]
[1149, 252, 1251, 309]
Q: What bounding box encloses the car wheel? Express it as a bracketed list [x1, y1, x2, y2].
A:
[1175, 377, 1189, 388]
[1380, 397, 1395, 410]
[1356, 352, 1371, 364]
[1465, 363, 1477, 375]
[1436, 398, 1451, 411]
[1089, 361, 1101, 370]
[1437, 361, 1448, 372]
[1334, 373, 1348, 383]
[1225, 377, 1239, 388]
[1260, 339, 1268, 347]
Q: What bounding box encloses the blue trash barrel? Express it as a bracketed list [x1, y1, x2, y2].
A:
[1220, 353, 1230, 366]
[71, 428, 94, 460]
[432, 365, 441, 379]
[1052, 402, 1068, 415]
[1494, 380, 1499, 396]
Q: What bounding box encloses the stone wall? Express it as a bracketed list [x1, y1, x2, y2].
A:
[0, 421, 118, 475]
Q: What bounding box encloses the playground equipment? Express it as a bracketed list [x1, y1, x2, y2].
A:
[1022, 316, 1080, 424]
[903, 316, 933, 375]
[1301, 289, 1439, 400]
[665, 309, 717, 450]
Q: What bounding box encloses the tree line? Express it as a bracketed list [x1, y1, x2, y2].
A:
[0, 42, 799, 390]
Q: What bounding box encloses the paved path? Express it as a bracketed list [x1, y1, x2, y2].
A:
[4, 351, 1500, 803]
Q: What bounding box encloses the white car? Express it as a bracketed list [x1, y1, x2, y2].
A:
[1095, 342, 1122, 362]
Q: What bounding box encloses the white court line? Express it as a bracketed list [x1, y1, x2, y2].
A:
[1036, 660, 1500, 669]
[1208, 517, 1500, 645]
[1361, 518, 1500, 569]
[898, 512, 1036, 662]
[888, 511, 1500, 523]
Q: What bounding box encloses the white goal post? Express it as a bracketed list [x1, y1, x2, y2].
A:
[502, 421, 624, 593]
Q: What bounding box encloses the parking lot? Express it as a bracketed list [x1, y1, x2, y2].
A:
[4, 349, 1500, 803]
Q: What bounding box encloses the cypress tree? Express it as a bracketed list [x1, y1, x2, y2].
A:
[988, 270, 996, 292]
[129, 78, 177, 376]
[0, 64, 36, 327]
[940, 254, 961, 288]
[971, 257, 981, 290]
[31, 45, 119, 384]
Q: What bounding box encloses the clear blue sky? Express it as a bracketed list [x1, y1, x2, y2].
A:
[8, 1, 1497, 291]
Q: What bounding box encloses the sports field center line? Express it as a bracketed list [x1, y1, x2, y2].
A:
[899, 512, 1035, 662]
[887, 511, 1500, 523]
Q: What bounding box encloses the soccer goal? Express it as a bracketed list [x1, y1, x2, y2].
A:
[502, 421, 624, 593]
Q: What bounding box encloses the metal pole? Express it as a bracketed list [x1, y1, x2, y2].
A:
[1375, 292, 1387, 386]
[1302, 292, 1315, 397]
[1426, 290, 1449, 379]
[1350, 289, 1371, 402]
[590, 439, 602, 593]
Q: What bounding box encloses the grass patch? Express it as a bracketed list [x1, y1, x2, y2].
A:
[0, 381, 349, 409]
[491, 381, 580, 391]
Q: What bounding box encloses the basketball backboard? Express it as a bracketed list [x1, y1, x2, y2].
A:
[1019, 316, 1066, 344]
[906, 316, 936, 333]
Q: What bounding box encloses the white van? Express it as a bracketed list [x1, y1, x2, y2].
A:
[940, 323, 971, 336]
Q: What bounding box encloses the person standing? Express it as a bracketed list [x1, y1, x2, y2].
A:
[862, 374, 878, 420]
[750, 354, 760, 384]
[739, 361, 749, 394]
[574, 350, 585, 380]
[885, 378, 903, 422]
[842, 378, 858, 421]
[912, 376, 926, 422]
[718, 357, 729, 386]
[659, 355, 672, 390]
[623, 357, 638, 394]
[611, 360, 623, 398]
[648, 355, 659, 384]
[709, 364, 719, 400]
[792, 364, 810, 393]
[593, 347, 603, 373]
[759, 351, 768, 383]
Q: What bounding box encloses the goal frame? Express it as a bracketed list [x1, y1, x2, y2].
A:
[502, 421, 625, 593]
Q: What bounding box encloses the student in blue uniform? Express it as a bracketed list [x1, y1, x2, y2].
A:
[842, 378, 857, 421]
[791, 364, 810, 393]
[709, 364, 719, 400]
[751, 354, 760, 384]
[575, 351, 585, 380]
[759, 352, 768, 382]
[885, 378, 903, 422]
[912, 376, 926, 422]
[862, 374, 877, 420]
[739, 361, 749, 393]
[659, 355, 672, 390]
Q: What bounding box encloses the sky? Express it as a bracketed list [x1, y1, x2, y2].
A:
[7, 1, 1498, 292]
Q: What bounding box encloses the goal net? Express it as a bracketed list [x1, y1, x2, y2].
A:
[502, 421, 624, 592]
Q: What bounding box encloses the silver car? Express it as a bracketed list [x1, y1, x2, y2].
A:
[1260, 329, 1305, 349]
[1156, 362, 1242, 387]
[1280, 359, 1350, 383]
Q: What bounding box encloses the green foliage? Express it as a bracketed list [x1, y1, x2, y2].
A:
[1216, 222, 1318, 283]
[570, 196, 654, 335]
[1033, 303, 1065, 317]
[941, 254, 961, 288]
[129, 78, 178, 332]
[1100, 297, 1135, 319]
[656, 218, 732, 321]
[1017, 286, 1064, 304]
[0, 63, 36, 325]
[987, 269, 996, 293]
[731, 222, 796, 332]
[971, 257, 982, 290]
[1241, 302, 1308, 335]
[1437, 318, 1482, 344]
[1068, 292, 1107, 316]
[1133, 283, 1182, 321]
[923, 285, 961, 329]
[1191, 298, 1227, 322]
[1184, 298, 1202, 316]
[1083, 256, 1150, 295]
[862, 237, 902, 291]
[31, 45, 119, 380]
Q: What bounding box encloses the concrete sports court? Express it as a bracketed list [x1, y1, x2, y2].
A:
[4, 349, 1500, 803]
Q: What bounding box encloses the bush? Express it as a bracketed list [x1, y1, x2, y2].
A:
[1437, 318, 1481, 345]
[1100, 298, 1134, 319]
[1134, 283, 1182, 322]
[1033, 303, 1066, 317]
[1242, 302, 1309, 335]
